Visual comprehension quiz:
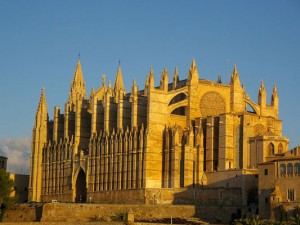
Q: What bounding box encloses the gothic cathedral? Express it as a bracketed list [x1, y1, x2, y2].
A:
[29, 59, 289, 206]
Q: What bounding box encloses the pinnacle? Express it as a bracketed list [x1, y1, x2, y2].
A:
[114, 66, 125, 93]
[260, 81, 265, 92]
[37, 87, 48, 114]
[273, 84, 277, 93]
[69, 59, 87, 104]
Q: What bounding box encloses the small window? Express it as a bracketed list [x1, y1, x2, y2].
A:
[287, 163, 293, 176]
[264, 169, 268, 175]
[265, 197, 268, 203]
[280, 164, 286, 176]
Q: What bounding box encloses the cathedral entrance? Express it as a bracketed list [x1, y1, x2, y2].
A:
[75, 169, 87, 203]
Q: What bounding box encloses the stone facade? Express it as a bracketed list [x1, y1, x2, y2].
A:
[258, 146, 300, 220]
[29, 59, 290, 219]
[9, 174, 29, 203]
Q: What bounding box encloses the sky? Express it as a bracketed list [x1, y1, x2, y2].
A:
[0, 1, 299, 175]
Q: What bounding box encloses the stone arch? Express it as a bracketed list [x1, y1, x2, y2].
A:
[280, 164, 286, 176]
[244, 99, 260, 115]
[168, 92, 187, 106]
[167, 90, 188, 103]
[287, 163, 293, 176]
[268, 142, 275, 156]
[168, 99, 188, 115]
[73, 167, 87, 203]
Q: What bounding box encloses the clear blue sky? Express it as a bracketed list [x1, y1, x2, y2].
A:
[0, 0, 299, 174]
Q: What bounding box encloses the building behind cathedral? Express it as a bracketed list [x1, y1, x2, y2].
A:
[29, 59, 299, 220]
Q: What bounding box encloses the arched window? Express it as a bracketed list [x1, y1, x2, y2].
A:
[280, 164, 286, 177]
[278, 143, 283, 154]
[287, 163, 293, 176]
[295, 163, 300, 176]
[268, 143, 275, 156]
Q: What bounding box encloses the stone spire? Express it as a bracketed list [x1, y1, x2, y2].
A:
[258, 81, 267, 109]
[113, 66, 125, 93]
[131, 79, 138, 95]
[230, 65, 241, 86]
[90, 86, 95, 99]
[36, 87, 48, 122]
[217, 74, 222, 83]
[102, 74, 106, 87]
[160, 68, 168, 91]
[173, 67, 179, 89]
[230, 65, 244, 113]
[68, 59, 87, 107]
[149, 67, 155, 89]
[271, 84, 279, 109]
[187, 59, 199, 85]
[29, 87, 48, 202]
[113, 66, 125, 103]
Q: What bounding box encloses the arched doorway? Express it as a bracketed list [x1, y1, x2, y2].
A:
[75, 169, 87, 203]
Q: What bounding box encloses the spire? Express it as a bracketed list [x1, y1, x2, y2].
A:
[272, 84, 278, 96]
[113, 66, 125, 93]
[230, 65, 240, 84]
[131, 79, 138, 94]
[90, 86, 95, 98]
[258, 81, 266, 108]
[259, 81, 266, 93]
[68, 59, 87, 106]
[102, 74, 106, 87]
[37, 87, 48, 116]
[271, 84, 279, 109]
[144, 75, 149, 95]
[187, 59, 199, 84]
[173, 67, 179, 89]
[160, 68, 168, 91]
[149, 67, 154, 88]
[217, 74, 222, 83]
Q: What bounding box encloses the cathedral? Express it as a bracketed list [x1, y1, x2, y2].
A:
[29, 59, 290, 215]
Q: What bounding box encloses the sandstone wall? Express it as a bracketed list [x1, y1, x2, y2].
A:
[2, 204, 42, 222]
[41, 203, 196, 222]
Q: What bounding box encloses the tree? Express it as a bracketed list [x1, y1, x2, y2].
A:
[0, 168, 14, 208]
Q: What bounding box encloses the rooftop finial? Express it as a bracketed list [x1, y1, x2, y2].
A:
[118, 59, 121, 67]
[78, 53, 80, 60]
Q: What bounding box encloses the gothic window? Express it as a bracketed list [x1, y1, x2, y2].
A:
[280, 164, 286, 177]
[268, 143, 274, 156]
[287, 163, 293, 176]
[200, 91, 225, 117]
[278, 143, 283, 154]
[295, 163, 300, 176]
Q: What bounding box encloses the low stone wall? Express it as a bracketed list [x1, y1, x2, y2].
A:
[2, 204, 42, 222]
[196, 205, 240, 223]
[1, 223, 123, 225]
[41, 203, 196, 222]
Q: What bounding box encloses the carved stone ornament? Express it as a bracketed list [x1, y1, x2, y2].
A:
[200, 91, 225, 117]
